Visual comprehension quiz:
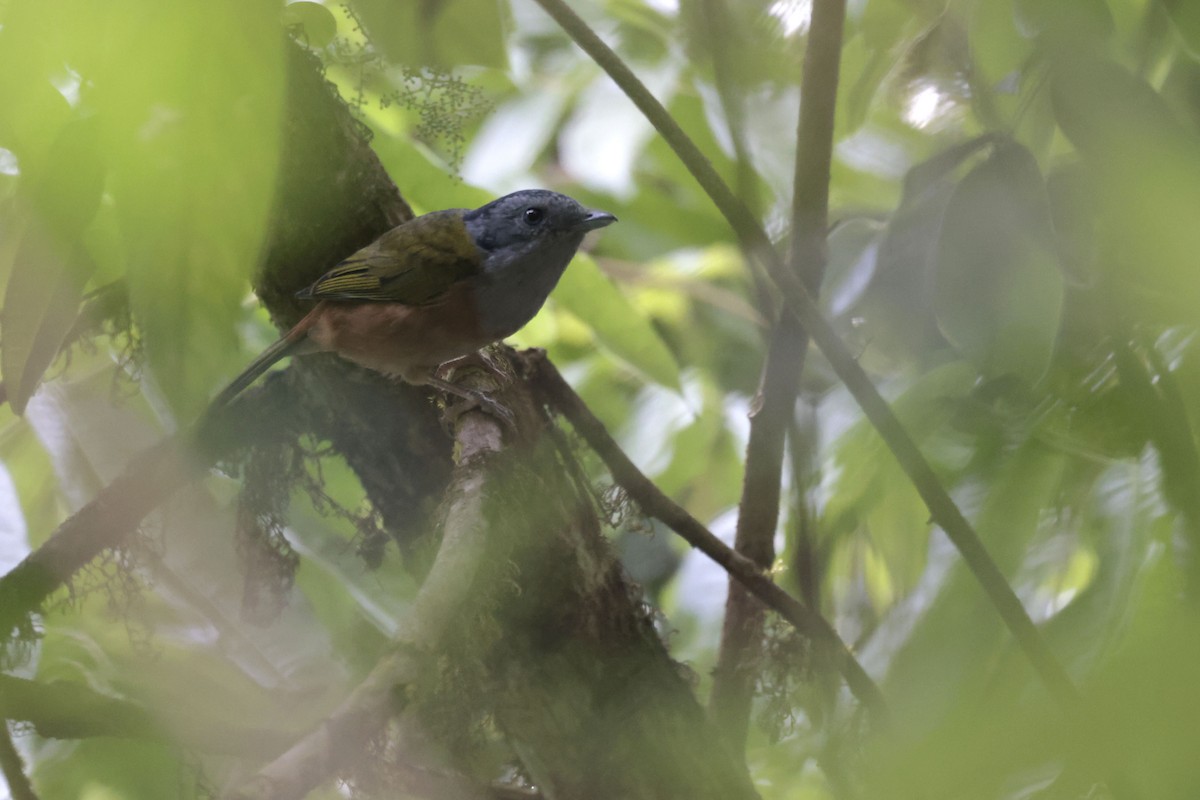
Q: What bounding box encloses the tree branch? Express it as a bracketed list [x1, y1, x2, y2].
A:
[528, 353, 889, 724]
[711, 0, 847, 748]
[530, 0, 1083, 716]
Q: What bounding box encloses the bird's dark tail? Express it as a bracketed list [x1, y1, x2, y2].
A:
[209, 315, 315, 412]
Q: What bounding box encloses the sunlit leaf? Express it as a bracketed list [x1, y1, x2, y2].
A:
[552, 253, 682, 390]
[284, 1, 338, 49]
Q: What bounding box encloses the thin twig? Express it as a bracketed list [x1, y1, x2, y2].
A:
[531, 0, 1083, 715]
[710, 0, 847, 748]
[529, 354, 889, 724]
[0, 721, 38, 800]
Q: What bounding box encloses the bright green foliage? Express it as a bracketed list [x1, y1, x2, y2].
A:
[3, 0, 1200, 797]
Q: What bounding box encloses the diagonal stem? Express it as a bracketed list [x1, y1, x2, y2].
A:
[529, 354, 890, 725]
[531, 0, 1083, 714]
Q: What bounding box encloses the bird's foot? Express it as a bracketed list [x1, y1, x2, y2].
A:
[426, 376, 516, 430]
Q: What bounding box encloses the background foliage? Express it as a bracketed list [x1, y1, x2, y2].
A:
[2, 0, 1200, 797]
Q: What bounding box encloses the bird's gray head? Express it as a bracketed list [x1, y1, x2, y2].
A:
[463, 189, 616, 265]
[463, 189, 616, 338]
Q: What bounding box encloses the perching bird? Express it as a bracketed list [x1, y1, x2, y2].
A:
[212, 189, 616, 415]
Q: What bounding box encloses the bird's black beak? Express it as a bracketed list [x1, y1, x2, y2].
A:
[578, 209, 617, 231]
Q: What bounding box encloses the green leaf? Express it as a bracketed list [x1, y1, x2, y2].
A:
[100, 2, 284, 417]
[551, 253, 682, 391]
[1, 233, 93, 414]
[1161, 0, 1200, 57]
[823, 361, 977, 543]
[1051, 55, 1200, 327]
[284, 1, 338, 48]
[935, 141, 1063, 383]
[352, 0, 510, 69]
[1, 115, 104, 413]
[35, 740, 196, 800]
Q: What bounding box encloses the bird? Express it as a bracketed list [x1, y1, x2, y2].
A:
[211, 189, 616, 417]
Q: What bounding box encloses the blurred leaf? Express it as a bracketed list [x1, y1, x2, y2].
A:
[1161, 0, 1200, 57]
[859, 136, 998, 363]
[1, 114, 104, 413]
[823, 361, 976, 546]
[284, 1, 338, 49]
[17, 113, 105, 236]
[824, 217, 883, 317]
[935, 141, 1063, 382]
[965, 0, 1029, 86]
[552, 253, 682, 390]
[1052, 55, 1200, 328]
[679, 0, 796, 90]
[840, 34, 894, 134]
[34, 739, 197, 800]
[864, 462, 933, 595]
[874, 440, 1067, 740]
[352, 0, 509, 69]
[98, 2, 284, 417]
[372, 134, 494, 212]
[1015, 0, 1114, 42]
[1, 235, 93, 414]
[0, 73, 70, 167]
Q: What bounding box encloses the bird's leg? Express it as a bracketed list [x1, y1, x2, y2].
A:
[425, 376, 516, 429]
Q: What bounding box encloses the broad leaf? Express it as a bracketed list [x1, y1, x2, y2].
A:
[1, 233, 92, 414]
[934, 141, 1063, 382]
[1052, 55, 1200, 327]
[1, 114, 104, 413]
[550, 252, 682, 391]
[100, 2, 284, 417]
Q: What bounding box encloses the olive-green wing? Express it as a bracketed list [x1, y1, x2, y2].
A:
[298, 210, 480, 305]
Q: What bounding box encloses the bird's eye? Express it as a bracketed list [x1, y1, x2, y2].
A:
[523, 207, 545, 226]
